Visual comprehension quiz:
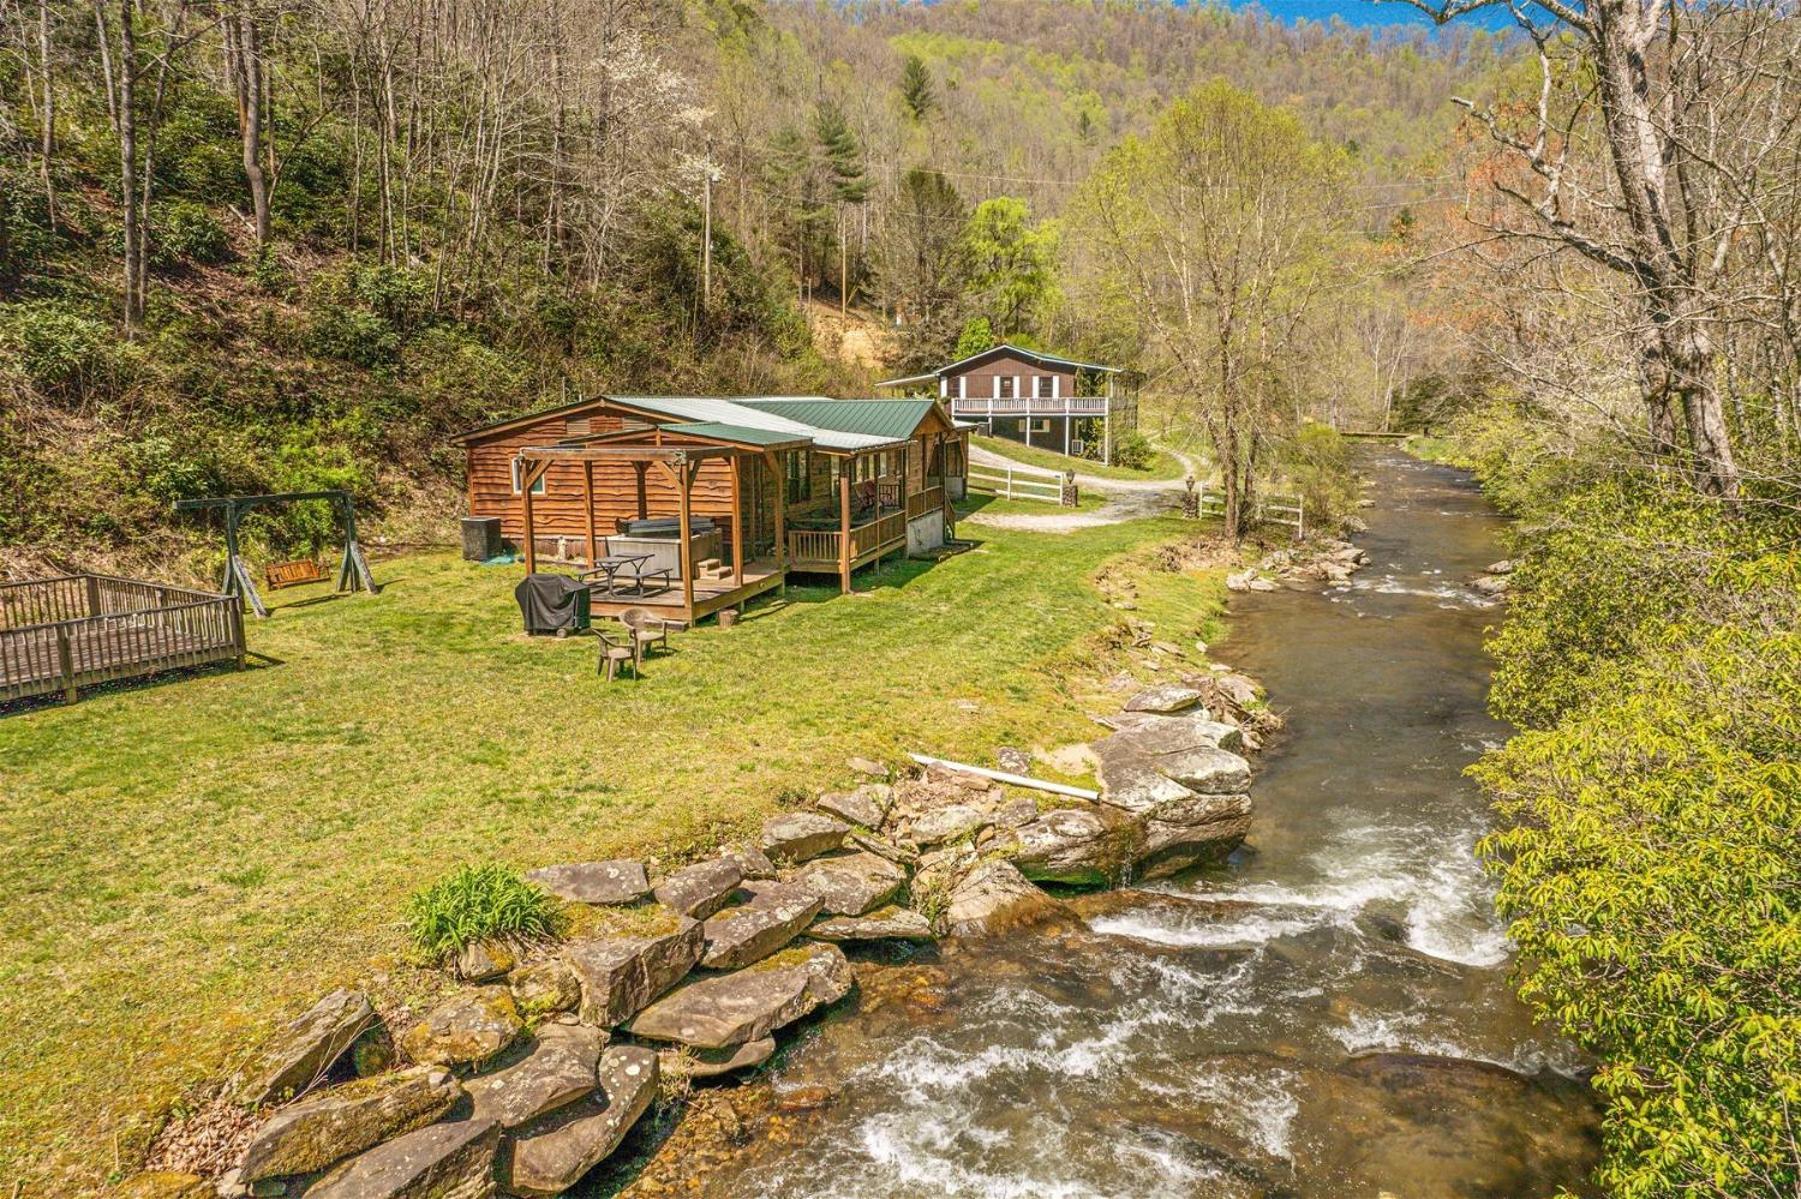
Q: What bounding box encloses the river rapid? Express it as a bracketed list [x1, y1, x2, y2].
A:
[626, 451, 1602, 1198]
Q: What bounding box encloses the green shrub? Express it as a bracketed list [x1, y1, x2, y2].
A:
[1278, 421, 1358, 530]
[1485, 478, 1750, 729]
[0, 299, 117, 397]
[405, 863, 563, 963]
[159, 201, 231, 264]
[306, 307, 399, 367]
[1109, 429, 1155, 470]
[1476, 598, 1801, 1199]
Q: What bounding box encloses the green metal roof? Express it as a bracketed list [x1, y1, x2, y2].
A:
[738, 398, 937, 441]
[664, 421, 807, 448]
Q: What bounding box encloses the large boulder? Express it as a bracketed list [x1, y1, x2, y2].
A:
[719, 845, 778, 880]
[565, 916, 704, 1028]
[700, 886, 823, 969]
[908, 803, 989, 847]
[816, 785, 890, 830]
[652, 858, 743, 919]
[308, 1117, 500, 1199]
[1122, 684, 1207, 715]
[525, 860, 650, 906]
[1155, 745, 1253, 794]
[465, 1023, 606, 1128]
[508, 960, 581, 1019]
[453, 940, 515, 984]
[1094, 750, 1200, 819]
[789, 851, 907, 917]
[399, 987, 524, 1069]
[239, 1066, 461, 1182]
[1133, 792, 1253, 879]
[758, 812, 850, 864]
[661, 1036, 776, 1080]
[628, 942, 855, 1049]
[1107, 711, 1243, 754]
[808, 906, 935, 943]
[500, 1047, 659, 1198]
[232, 989, 377, 1107]
[944, 859, 1067, 937]
[1007, 806, 1126, 887]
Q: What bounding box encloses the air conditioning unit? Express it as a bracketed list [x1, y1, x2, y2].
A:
[1071, 439, 1087, 455]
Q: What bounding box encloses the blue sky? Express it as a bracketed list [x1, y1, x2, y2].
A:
[1202, 0, 1517, 31]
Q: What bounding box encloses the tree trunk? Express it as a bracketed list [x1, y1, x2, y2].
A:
[117, 0, 141, 332]
[37, 0, 55, 229]
[226, 3, 272, 246]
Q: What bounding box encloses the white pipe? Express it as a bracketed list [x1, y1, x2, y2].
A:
[907, 753, 1101, 801]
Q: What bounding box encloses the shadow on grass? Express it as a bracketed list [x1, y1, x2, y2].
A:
[0, 655, 274, 718]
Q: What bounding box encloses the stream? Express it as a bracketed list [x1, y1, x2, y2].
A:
[627, 450, 1602, 1198]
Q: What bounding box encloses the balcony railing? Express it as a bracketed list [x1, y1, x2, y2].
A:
[950, 396, 1111, 416]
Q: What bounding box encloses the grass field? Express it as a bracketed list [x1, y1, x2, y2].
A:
[971, 434, 1188, 482]
[0, 513, 1229, 1194]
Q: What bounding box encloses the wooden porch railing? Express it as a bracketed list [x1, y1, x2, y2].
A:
[787, 510, 910, 568]
[907, 485, 946, 520]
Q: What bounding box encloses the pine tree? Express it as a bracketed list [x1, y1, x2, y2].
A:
[900, 54, 937, 123]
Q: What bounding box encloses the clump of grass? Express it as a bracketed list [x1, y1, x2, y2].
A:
[405, 863, 562, 964]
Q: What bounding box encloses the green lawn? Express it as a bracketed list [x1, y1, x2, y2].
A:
[0, 513, 1226, 1194]
[972, 433, 1188, 482]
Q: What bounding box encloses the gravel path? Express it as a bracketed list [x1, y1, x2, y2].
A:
[963, 444, 1200, 532]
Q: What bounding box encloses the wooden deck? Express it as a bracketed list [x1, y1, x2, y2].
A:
[1, 575, 244, 703]
[585, 559, 786, 625]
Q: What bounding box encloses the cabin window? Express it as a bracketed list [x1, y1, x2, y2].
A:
[1034, 375, 1055, 399]
[565, 416, 592, 437]
[997, 375, 1015, 399]
[511, 458, 547, 495]
[786, 450, 812, 504]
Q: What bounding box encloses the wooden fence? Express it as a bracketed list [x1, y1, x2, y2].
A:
[968, 461, 1068, 505]
[1188, 484, 1305, 538]
[0, 574, 244, 704]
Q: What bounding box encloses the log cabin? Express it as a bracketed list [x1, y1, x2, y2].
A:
[451, 395, 972, 624]
[877, 343, 1140, 464]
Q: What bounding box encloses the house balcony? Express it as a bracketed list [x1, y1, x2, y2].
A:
[949, 395, 1112, 417]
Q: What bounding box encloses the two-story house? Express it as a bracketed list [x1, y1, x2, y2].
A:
[877, 344, 1139, 465]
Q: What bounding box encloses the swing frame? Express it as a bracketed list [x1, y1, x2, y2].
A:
[173, 490, 378, 618]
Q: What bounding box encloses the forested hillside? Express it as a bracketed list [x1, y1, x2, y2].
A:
[0, 0, 1505, 579]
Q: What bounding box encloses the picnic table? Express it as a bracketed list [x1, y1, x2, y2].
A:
[581, 553, 670, 597]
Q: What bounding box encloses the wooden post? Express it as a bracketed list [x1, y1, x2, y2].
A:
[521, 457, 538, 576]
[56, 624, 75, 702]
[583, 461, 599, 564]
[764, 450, 788, 585]
[84, 575, 100, 618]
[838, 462, 852, 595]
[729, 454, 744, 587]
[634, 462, 648, 520]
[677, 456, 696, 620]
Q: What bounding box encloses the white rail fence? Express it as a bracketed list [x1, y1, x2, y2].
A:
[1188, 482, 1306, 538]
[968, 461, 1069, 505]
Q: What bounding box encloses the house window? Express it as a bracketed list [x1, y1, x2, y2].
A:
[511, 458, 547, 495]
[1034, 376, 1055, 399]
[997, 375, 1015, 399]
[786, 450, 812, 504]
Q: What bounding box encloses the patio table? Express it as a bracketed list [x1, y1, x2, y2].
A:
[581, 553, 664, 597]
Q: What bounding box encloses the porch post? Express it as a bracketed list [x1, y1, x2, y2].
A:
[838, 460, 852, 595]
[764, 451, 788, 577]
[897, 444, 909, 566]
[677, 455, 696, 620]
[520, 456, 538, 575]
[729, 453, 744, 587]
[583, 461, 599, 564]
[1063, 415, 1071, 456]
[634, 461, 648, 520]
